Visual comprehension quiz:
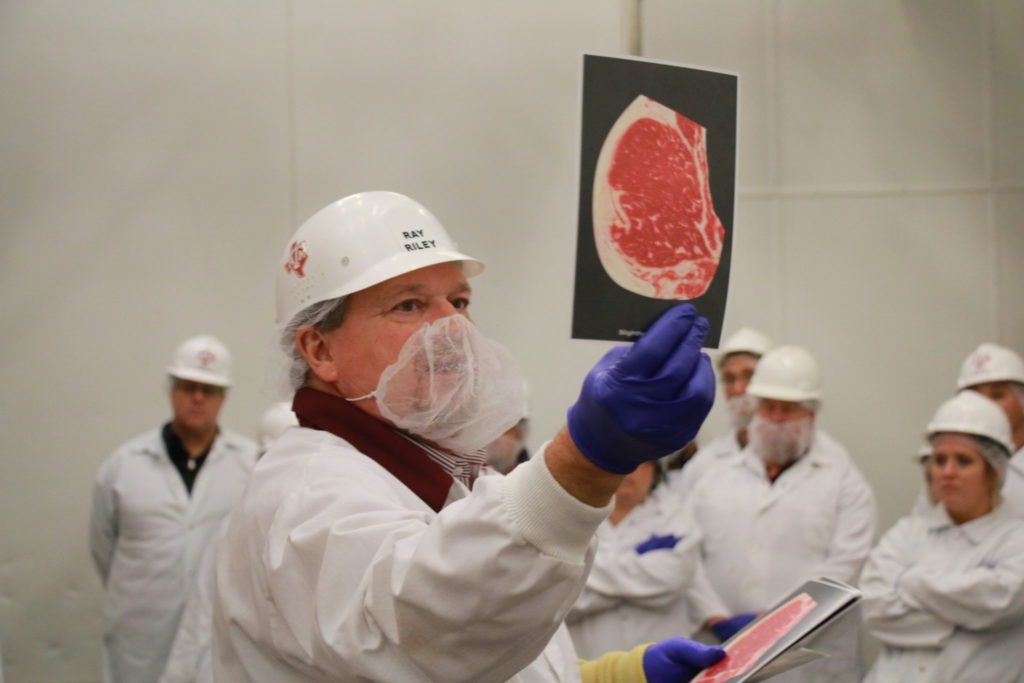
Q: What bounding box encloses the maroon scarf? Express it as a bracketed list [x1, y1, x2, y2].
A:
[292, 387, 453, 512]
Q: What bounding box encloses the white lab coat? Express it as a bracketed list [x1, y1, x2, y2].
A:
[158, 517, 230, 683]
[861, 503, 1024, 682]
[89, 427, 257, 683]
[212, 426, 610, 682]
[655, 430, 743, 508]
[567, 494, 702, 659]
[686, 431, 876, 683]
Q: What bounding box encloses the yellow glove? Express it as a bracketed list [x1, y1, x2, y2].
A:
[578, 643, 649, 683]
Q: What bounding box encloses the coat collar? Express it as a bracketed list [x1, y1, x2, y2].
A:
[292, 387, 452, 513]
[925, 499, 1010, 543]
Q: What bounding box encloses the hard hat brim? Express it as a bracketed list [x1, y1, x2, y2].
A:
[168, 368, 232, 388]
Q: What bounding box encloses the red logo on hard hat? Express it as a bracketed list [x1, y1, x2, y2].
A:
[972, 352, 991, 374]
[197, 349, 216, 369]
[285, 241, 309, 278]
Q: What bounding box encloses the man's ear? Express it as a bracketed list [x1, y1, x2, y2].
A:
[294, 326, 339, 383]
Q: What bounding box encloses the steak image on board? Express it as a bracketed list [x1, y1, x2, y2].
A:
[592, 94, 725, 300]
[692, 593, 818, 683]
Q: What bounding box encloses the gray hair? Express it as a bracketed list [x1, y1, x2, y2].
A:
[279, 296, 347, 392]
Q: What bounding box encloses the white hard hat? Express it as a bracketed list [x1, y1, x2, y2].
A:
[956, 343, 1024, 389]
[718, 327, 772, 365]
[168, 335, 232, 387]
[275, 191, 485, 325]
[259, 401, 298, 452]
[926, 390, 1014, 455]
[746, 345, 822, 402]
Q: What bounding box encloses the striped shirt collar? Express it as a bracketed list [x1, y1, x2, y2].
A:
[394, 430, 490, 488]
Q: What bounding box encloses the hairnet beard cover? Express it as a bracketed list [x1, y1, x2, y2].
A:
[725, 393, 757, 431]
[352, 314, 527, 454]
[749, 414, 814, 465]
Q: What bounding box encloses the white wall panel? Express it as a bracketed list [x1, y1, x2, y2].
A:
[776, 0, 988, 189]
[996, 191, 1024, 349]
[993, 1, 1024, 184]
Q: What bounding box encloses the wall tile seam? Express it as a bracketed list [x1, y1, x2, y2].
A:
[737, 183, 1021, 200]
[982, 0, 1000, 341]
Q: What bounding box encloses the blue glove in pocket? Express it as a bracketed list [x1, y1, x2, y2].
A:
[635, 534, 683, 555]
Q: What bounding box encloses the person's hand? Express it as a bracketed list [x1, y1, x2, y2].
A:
[643, 638, 725, 682]
[635, 533, 683, 555]
[709, 613, 757, 642]
[567, 304, 715, 474]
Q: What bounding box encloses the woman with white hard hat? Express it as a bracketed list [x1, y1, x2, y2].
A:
[212, 191, 725, 682]
[861, 391, 1024, 682]
[568, 461, 703, 658]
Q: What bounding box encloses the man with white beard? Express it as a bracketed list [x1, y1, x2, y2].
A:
[658, 327, 772, 503]
[684, 345, 877, 682]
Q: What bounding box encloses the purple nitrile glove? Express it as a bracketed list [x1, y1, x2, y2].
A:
[635, 533, 684, 555]
[567, 304, 716, 474]
[643, 638, 726, 683]
[710, 613, 757, 642]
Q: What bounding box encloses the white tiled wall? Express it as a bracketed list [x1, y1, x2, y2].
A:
[0, 1, 1020, 680]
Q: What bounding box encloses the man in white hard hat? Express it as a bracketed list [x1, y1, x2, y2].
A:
[212, 191, 726, 682]
[957, 343, 1024, 515]
[658, 327, 772, 502]
[684, 345, 876, 683]
[89, 335, 258, 683]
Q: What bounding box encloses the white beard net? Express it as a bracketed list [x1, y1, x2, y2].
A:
[360, 314, 527, 454]
[725, 393, 758, 431]
[749, 414, 814, 465]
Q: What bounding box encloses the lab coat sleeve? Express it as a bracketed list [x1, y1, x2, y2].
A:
[262, 447, 610, 682]
[89, 457, 119, 585]
[572, 526, 700, 617]
[805, 464, 876, 584]
[898, 526, 1024, 631]
[860, 517, 956, 648]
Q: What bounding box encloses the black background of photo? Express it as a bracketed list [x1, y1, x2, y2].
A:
[572, 54, 738, 346]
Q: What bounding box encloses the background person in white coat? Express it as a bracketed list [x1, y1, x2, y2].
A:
[89, 335, 259, 683]
[956, 343, 1024, 515]
[212, 191, 725, 682]
[658, 327, 772, 504]
[568, 461, 702, 658]
[861, 391, 1024, 683]
[685, 345, 877, 682]
[159, 402, 297, 683]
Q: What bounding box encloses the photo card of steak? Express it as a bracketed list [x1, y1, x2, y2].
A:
[573, 54, 738, 345]
[691, 578, 862, 683]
